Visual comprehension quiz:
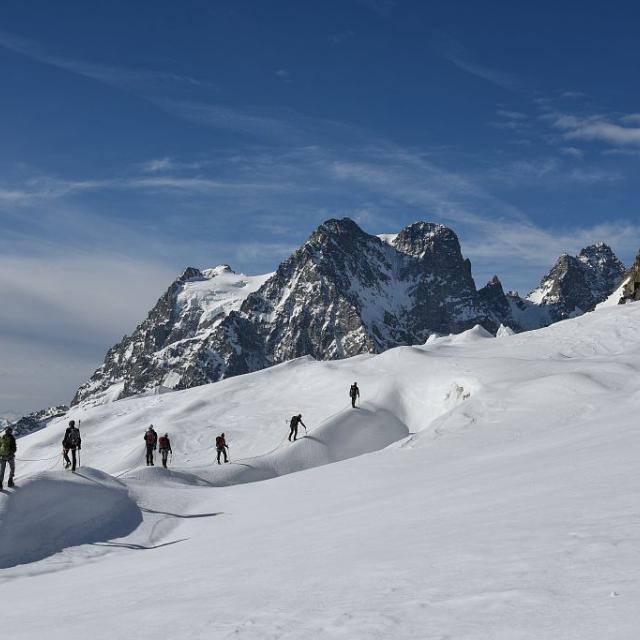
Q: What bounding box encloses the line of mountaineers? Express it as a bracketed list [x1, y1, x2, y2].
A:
[0, 383, 361, 487]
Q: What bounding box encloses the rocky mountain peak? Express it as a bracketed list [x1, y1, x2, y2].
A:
[578, 243, 625, 280]
[527, 244, 625, 318]
[392, 221, 458, 258]
[177, 267, 205, 283]
[309, 217, 366, 245]
[478, 275, 510, 319]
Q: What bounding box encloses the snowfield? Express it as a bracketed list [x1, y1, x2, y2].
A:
[1, 302, 640, 639]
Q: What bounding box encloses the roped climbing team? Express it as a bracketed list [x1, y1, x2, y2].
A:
[1, 383, 361, 487]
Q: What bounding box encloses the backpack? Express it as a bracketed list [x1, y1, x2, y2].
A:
[67, 427, 80, 448]
[350, 385, 358, 397]
[0, 436, 12, 458]
[215, 436, 225, 448]
[158, 436, 169, 450]
[145, 431, 156, 445]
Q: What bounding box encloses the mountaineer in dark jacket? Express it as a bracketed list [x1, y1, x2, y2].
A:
[144, 425, 158, 466]
[349, 382, 360, 408]
[215, 433, 229, 464]
[158, 433, 172, 469]
[0, 426, 17, 489]
[62, 420, 82, 471]
[288, 414, 307, 442]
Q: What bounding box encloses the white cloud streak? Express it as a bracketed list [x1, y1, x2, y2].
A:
[0, 30, 205, 92]
[546, 112, 640, 148]
[433, 35, 524, 92]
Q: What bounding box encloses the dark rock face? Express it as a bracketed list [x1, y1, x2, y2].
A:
[527, 244, 625, 320]
[616, 251, 640, 304]
[71, 220, 626, 406]
[478, 276, 511, 324]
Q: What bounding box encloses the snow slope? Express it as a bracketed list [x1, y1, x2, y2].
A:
[2, 302, 640, 638]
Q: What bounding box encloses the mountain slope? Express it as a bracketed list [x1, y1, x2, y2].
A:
[4, 302, 640, 639]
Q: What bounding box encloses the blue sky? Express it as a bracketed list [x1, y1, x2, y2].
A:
[1, 0, 640, 414]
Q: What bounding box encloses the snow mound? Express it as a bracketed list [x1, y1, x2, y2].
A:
[428, 324, 494, 346]
[496, 323, 516, 338]
[0, 468, 141, 568]
[128, 404, 409, 487]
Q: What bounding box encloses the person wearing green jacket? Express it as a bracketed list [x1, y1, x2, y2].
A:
[0, 426, 17, 490]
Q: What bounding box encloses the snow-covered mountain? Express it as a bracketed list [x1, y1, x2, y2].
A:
[3, 405, 69, 438]
[72, 219, 626, 406]
[526, 243, 625, 319]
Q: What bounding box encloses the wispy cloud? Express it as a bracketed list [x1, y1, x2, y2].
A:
[565, 120, 640, 147]
[0, 29, 205, 93]
[561, 91, 587, 99]
[602, 147, 640, 157]
[545, 112, 640, 148]
[497, 109, 528, 121]
[354, 0, 395, 16]
[141, 157, 174, 173]
[329, 30, 355, 45]
[158, 100, 304, 141]
[433, 34, 524, 92]
[560, 146, 585, 158]
[0, 173, 308, 208]
[275, 69, 293, 83]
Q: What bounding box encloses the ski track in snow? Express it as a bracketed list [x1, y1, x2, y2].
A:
[1, 304, 640, 638]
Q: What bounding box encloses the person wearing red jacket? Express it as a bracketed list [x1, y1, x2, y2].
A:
[144, 425, 158, 466]
[158, 433, 172, 469]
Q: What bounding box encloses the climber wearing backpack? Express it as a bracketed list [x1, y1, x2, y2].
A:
[62, 420, 82, 471]
[215, 433, 229, 464]
[349, 382, 360, 408]
[144, 425, 158, 466]
[288, 414, 307, 442]
[0, 426, 17, 489]
[158, 433, 172, 469]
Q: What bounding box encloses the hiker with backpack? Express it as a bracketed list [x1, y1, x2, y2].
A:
[0, 426, 17, 489]
[349, 382, 360, 408]
[288, 414, 307, 442]
[144, 425, 158, 466]
[62, 420, 82, 471]
[158, 432, 172, 469]
[215, 433, 229, 464]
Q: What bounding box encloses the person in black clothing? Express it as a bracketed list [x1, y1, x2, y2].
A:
[158, 433, 172, 469]
[215, 433, 229, 464]
[349, 382, 360, 408]
[144, 425, 158, 466]
[0, 426, 17, 489]
[288, 414, 306, 442]
[62, 420, 82, 471]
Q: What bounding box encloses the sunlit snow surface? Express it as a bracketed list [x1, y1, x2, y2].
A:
[2, 303, 640, 639]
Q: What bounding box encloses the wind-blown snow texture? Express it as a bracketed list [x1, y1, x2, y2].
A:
[72, 219, 625, 406]
[3, 302, 640, 638]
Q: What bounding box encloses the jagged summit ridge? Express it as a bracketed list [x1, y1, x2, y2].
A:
[71, 219, 627, 406]
[527, 243, 625, 319]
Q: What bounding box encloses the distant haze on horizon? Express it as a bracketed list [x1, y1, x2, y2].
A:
[1, 0, 640, 414]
